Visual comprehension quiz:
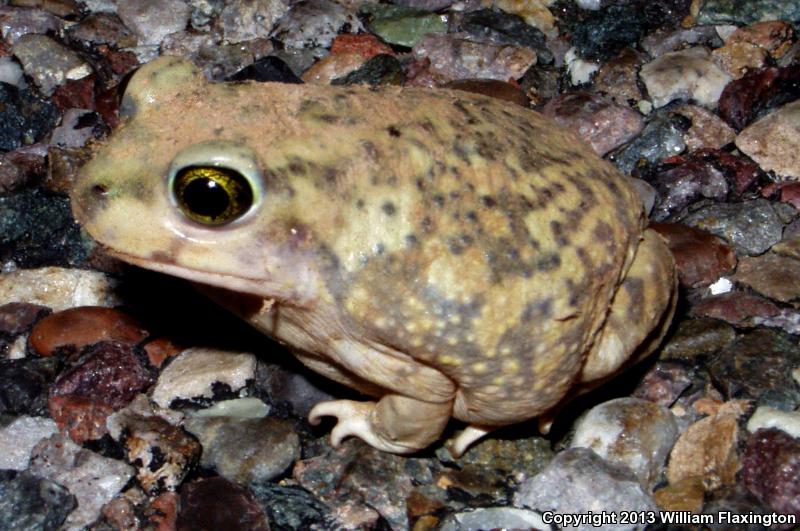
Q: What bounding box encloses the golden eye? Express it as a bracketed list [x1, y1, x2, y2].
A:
[172, 166, 254, 225]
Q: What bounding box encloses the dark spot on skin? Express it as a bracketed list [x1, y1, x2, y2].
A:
[373, 243, 385, 255]
[452, 138, 472, 165]
[449, 191, 461, 200]
[419, 120, 436, 133]
[416, 178, 425, 191]
[624, 277, 645, 319]
[212, 127, 224, 136]
[421, 217, 433, 233]
[593, 221, 614, 246]
[466, 211, 478, 223]
[150, 251, 173, 263]
[432, 194, 445, 208]
[522, 298, 553, 321]
[460, 234, 474, 246]
[481, 195, 496, 208]
[550, 220, 569, 246]
[356, 199, 365, 209]
[288, 160, 305, 175]
[387, 125, 401, 137]
[536, 253, 561, 272]
[361, 141, 379, 160]
[318, 114, 338, 124]
[381, 201, 396, 216]
[405, 233, 418, 246]
[448, 239, 464, 255]
[91, 183, 108, 197]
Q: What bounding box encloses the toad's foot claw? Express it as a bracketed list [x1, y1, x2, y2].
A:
[446, 425, 493, 458]
[308, 399, 419, 454]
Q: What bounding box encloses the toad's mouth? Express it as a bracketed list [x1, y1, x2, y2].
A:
[104, 247, 313, 307]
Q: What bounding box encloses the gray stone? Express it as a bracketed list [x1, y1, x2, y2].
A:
[0, 470, 76, 531]
[696, 0, 800, 26]
[221, 0, 289, 43]
[28, 434, 134, 531]
[12, 34, 92, 96]
[609, 110, 688, 175]
[271, 0, 361, 50]
[515, 447, 657, 531]
[117, 0, 191, 46]
[0, 6, 64, 44]
[0, 416, 57, 470]
[570, 398, 679, 489]
[678, 198, 796, 256]
[184, 415, 300, 483]
[439, 507, 548, 531]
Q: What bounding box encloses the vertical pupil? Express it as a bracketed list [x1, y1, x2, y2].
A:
[183, 177, 230, 218]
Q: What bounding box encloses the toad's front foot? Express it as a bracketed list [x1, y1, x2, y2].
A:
[308, 394, 452, 454]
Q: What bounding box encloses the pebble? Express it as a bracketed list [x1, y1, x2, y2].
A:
[492, 0, 555, 36]
[64, 12, 137, 48]
[447, 435, 553, 478]
[29, 306, 148, 356]
[710, 328, 800, 409]
[220, 0, 289, 43]
[255, 361, 335, 419]
[653, 476, 705, 513]
[571, 2, 669, 62]
[640, 25, 723, 58]
[518, 63, 560, 105]
[666, 400, 745, 491]
[742, 428, 800, 519]
[0, 356, 60, 416]
[177, 476, 270, 531]
[114, 412, 201, 494]
[249, 482, 335, 530]
[330, 33, 394, 59]
[295, 440, 437, 530]
[151, 347, 256, 408]
[748, 406, 800, 439]
[677, 198, 795, 256]
[0, 470, 75, 531]
[28, 433, 134, 530]
[413, 32, 536, 82]
[0, 6, 64, 43]
[650, 223, 736, 287]
[0, 415, 57, 470]
[365, 5, 448, 48]
[0, 82, 60, 151]
[0, 302, 49, 339]
[439, 507, 547, 531]
[228, 55, 303, 83]
[609, 109, 688, 175]
[691, 292, 781, 326]
[733, 251, 800, 304]
[542, 91, 643, 156]
[183, 415, 300, 483]
[192, 396, 269, 418]
[658, 317, 736, 361]
[718, 65, 800, 130]
[696, 0, 800, 26]
[116, 0, 191, 46]
[331, 53, 404, 86]
[271, 0, 362, 50]
[514, 447, 657, 531]
[0, 55, 26, 87]
[0, 267, 118, 313]
[736, 99, 800, 181]
[674, 104, 736, 151]
[48, 395, 114, 444]
[631, 361, 693, 407]
[301, 51, 365, 84]
[639, 47, 732, 109]
[594, 47, 646, 104]
[570, 398, 679, 489]
[453, 7, 553, 64]
[11, 34, 92, 96]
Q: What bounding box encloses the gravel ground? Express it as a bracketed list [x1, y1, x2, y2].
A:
[0, 0, 800, 529]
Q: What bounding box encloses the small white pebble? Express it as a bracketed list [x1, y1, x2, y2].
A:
[709, 277, 733, 295]
[747, 406, 800, 438]
[191, 398, 270, 419]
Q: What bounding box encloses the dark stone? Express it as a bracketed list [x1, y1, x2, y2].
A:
[227, 56, 303, 84]
[632, 360, 694, 407]
[571, 1, 690, 62]
[0, 188, 90, 268]
[50, 341, 154, 409]
[742, 428, 800, 522]
[646, 158, 729, 222]
[702, 483, 770, 531]
[178, 477, 270, 531]
[650, 222, 736, 287]
[659, 318, 736, 361]
[454, 8, 553, 64]
[0, 470, 76, 531]
[609, 109, 690, 175]
[444, 79, 529, 107]
[331, 54, 404, 86]
[697, 0, 800, 26]
[709, 329, 800, 410]
[0, 82, 60, 152]
[718, 65, 800, 130]
[0, 302, 51, 340]
[249, 482, 336, 531]
[518, 64, 561, 106]
[0, 356, 61, 416]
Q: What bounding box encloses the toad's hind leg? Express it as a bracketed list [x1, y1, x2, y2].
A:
[309, 394, 453, 454]
[579, 228, 677, 386]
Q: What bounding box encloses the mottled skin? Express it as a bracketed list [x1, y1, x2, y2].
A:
[71, 57, 676, 455]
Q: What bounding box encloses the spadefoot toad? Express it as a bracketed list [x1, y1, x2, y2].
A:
[71, 57, 676, 455]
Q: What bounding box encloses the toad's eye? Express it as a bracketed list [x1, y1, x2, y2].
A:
[172, 166, 254, 225]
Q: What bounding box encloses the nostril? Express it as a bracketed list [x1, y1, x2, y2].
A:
[91, 183, 108, 196]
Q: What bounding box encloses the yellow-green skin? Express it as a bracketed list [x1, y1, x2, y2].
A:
[71, 57, 676, 454]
